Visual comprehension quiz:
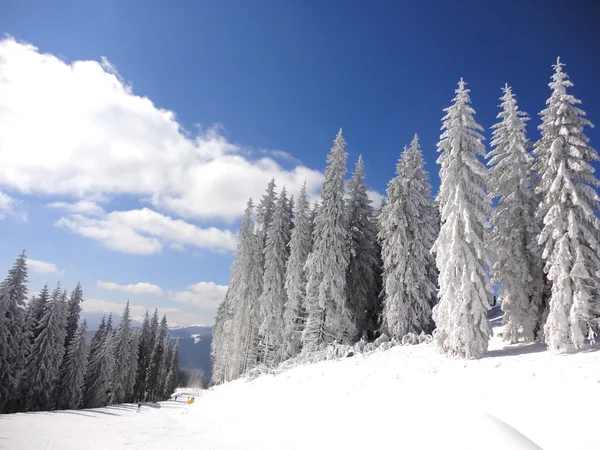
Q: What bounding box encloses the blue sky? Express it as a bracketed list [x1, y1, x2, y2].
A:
[0, 0, 599, 327]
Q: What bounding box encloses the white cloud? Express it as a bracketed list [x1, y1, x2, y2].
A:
[83, 298, 213, 327]
[97, 280, 163, 296]
[56, 207, 237, 254]
[168, 281, 228, 310]
[28, 258, 65, 275]
[0, 38, 324, 222]
[48, 200, 105, 216]
[367, 189, 385, 209]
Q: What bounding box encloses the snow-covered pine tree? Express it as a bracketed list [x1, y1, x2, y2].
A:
[22, 283, 68, 411]
[111, 301, 137, 404]
[82, 315, 113, 408]
[56, 319, 88, 410]
[488, 84, 543, 343]
[133, 310, 151, 401]
[65, 283, 84, 348]
[303, 129, 353, 351]
[210, 293, 231, 384]
[124, 331, 139, 403]
[256, 178, 277, 250]
[345, 155, 380, 340]
[165, 339, 179, 395]
[146, 315, 168, 401]
[432, 79, 492, 359]
[0, 251, 29, 413]
[379, 135, 438, 340]
[283, 181, 312, 358]
[288, 195, 295, 232]
[534, 58, 600, 351]
[259, 188, 292, 367]
[227, 200, 264, 379]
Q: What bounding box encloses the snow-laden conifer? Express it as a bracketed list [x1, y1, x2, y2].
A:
[534, 59, 600, 351]
[432, 79, 492, 359]
[22, 283, 67, 411]
[25, 284, 50, 344]
[283, 182, 312, 358]
[0, 251, 28, 412]
[133, 310, 151, 401]
[303, 129, 353, 351]
[210, 294, 231, 384]
[379, 136, 438, 339]
[146, 315, 168, 401]
[165, 339, 179, 396]
[56, 320, 88, 410]
[111, 301, 137, 403]
[83, 315, 112, 408]
[227, 200, 263, 379]
[345, 156, 379, 340]
[65, 283, 84, 347]
[488, 85, 543, 343]
[259, 188, 291, 366]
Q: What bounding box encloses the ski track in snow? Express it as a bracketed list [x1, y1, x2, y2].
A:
[1, 337, 599, 449]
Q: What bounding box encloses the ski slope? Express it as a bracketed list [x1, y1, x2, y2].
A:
[1, 336, 599, 449]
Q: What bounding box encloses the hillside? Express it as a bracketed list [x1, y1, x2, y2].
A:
[2, 332, 599, 449]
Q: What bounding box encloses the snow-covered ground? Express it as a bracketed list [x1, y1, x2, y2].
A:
[2, 337, 599, 449]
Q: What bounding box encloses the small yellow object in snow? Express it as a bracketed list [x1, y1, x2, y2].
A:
[187, 398, 194, 405]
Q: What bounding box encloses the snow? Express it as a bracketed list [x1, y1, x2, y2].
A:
[2, 335, 599, 449]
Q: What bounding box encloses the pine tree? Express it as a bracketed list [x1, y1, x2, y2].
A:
[146, 315, 168, 401]
[22, 283, 68, 411]
[25, 285, 50, 343]
[133, 310, 151, 401]
[111, 301, 137, 403]
[210, 294, 231, 385]
[534, 58, 600, 351]
[227, 200, 263, 379]
[379, 136, 438, 340]
[259, 188, 292, 366]
[345, 156, 380, 340]
[432, 79, 492, 359]
[83, 314, 113, 408]
[65, 283, 84, 347]
[0, 251, 29, 412]
[165, 339, 179, 395]
[283, 182, 312, 358]
[256, 178, 277, 249]
[303, 129, 353, 351]
[488, 85, 543, 343]
[56, 320, 88, 410]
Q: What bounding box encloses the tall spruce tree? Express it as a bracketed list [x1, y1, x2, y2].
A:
[25, 284, 50, 344]
[345, 156, 379, 340]
[534, 59, 600, 351]
[56, 320, 88, 410]
[22, 283, 67, 411]
[133, 310, 151, 401]
[0, 251, 29, 412]
[488, 85, 543, 343]
[146, 315, 168, 401]
[83, 315, 112, 408]
[111, 301, 136, 403]
[258, 188, 292, 366]
[65, 283, 84, 347]
[283, 182, 312, 358]
[211, 293, 231, 385]
[165, 339, 179, 395]
[379, 136, 438, 340]
[228, 200, 263, 379]
[303, 129, 353, 351]
[432, 79, 492, 359]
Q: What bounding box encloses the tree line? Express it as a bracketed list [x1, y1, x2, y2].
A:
[212, 57, 600, 383]
[0, 253, 180, 413]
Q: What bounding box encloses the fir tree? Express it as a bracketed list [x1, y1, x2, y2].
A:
[146, 315, 168, 401]
[165, 339, 179, 395]
[488, 85, 543, 343]
[111, 301, 137, 403]
[210, 294, 231, 385]
[345, 156, 380, 340]
[283, 182, 312, 358]
[65, 283, 84, 347]
[0, 251, 29, 412]
[133, 310, 151, 401]
[228, 200, 263, 379]
[303, 129, 353, 351]
[432, 79, 492, 359]
[379, 136, 438, 340]
[26, 285, 50, 343]
[259, 188, 292, 366]
[534, 59, 600, 351]
[83, 315, 113, 408]
[22, 283, 67, 411]
[56, 320, 88, 410]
